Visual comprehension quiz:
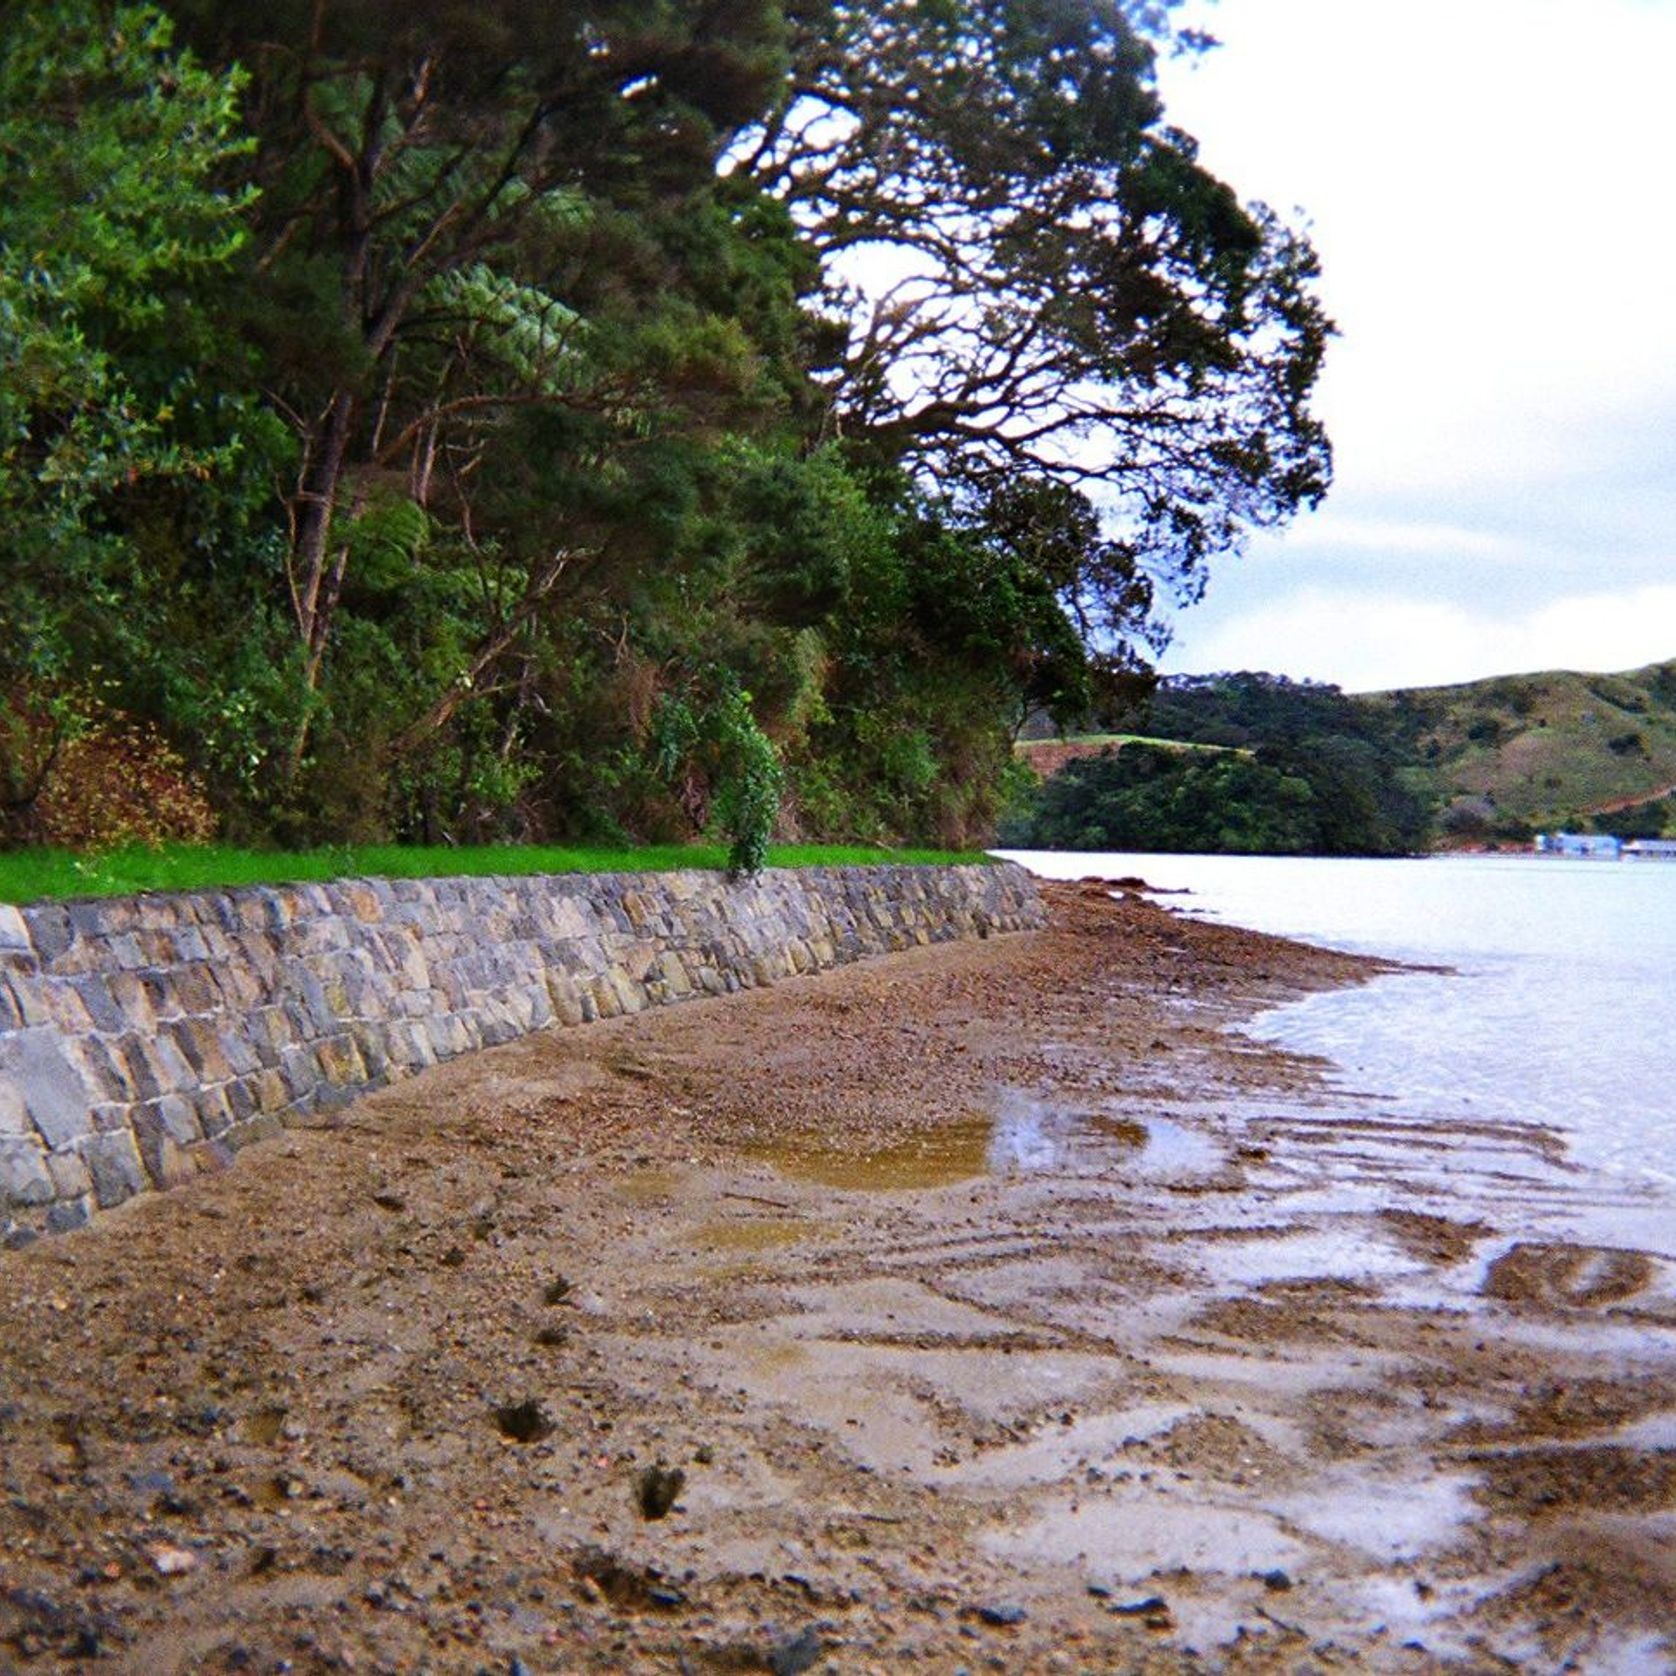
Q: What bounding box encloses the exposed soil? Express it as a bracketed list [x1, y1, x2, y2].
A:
[2, 881, 1674, 1673]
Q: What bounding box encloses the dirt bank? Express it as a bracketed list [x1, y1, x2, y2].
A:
[2, 882, 1673, 1673]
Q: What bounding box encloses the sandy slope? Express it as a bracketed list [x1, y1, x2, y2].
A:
[2, 882, 1673, 1673]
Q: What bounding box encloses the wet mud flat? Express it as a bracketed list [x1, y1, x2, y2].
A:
[2, 883, 1674, 1673]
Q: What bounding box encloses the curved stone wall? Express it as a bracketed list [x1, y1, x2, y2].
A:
[0, 863, 1042, 1243]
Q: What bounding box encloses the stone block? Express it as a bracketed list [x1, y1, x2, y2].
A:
[278, 1044, 322, 1099]
[609, 970, 647, 1015]
[137, 1094, 204, 1147]
[191, 1086, 232, 1139]
[5, 972, 48, 1028]
[224, 1078, 257, 1125]
[46, 1149, 92, 1199]
[118, 1034, 164, 1101]
[215, 1025, 263, 1077]
[350, 1024, 390, 1081]
[343, 883, 384, 923]
[89, 1101, 134, 1133]
[172, 927, 209, 963]
[0, 1073, 28, 1135]
[0, 904, 31, 953]
[69, 1036, 138, 1103]
[0, 1136, 55, 1207]
[84, 1131, 148, 1208]
[103, 971, 156, 1032]
[0, 1029, 94, 1147]
[46, 1198, 91, 1234]
[70, 974, 126, 1034]
[252, 1068, 290, 1113]
[479, 1014, 518, 1048]
[171, 964, 223, 1017]
[314, 1033, 367, 1086]
[172, 1019, 232, 1083]
[24, 905, 72, 964]
[39, 983, 93, 1033]
[148, 1031, 196, 1096]
[136, 1130, 197, 1192]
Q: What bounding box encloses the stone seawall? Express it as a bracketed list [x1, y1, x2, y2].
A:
[0, 863, 1042, 1243]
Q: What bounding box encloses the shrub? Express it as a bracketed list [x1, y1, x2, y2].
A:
[1, 693, 217, 852]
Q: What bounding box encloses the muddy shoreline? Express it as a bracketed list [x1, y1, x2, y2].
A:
[1, 881, 1672, 1672]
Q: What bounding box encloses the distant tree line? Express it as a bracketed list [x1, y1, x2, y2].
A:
[1004, 673, 1434, 854]
[0, 0, 1331, 859]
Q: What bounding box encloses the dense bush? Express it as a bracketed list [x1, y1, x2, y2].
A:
[1011, 740, 1428, 857]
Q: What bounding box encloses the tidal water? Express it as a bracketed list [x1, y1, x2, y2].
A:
[998, 850, 1676, 1192]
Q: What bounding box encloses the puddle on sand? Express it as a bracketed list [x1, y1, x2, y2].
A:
[755, 1100, 1222, 1191]
[695, 1218, 811, 1252]
[750, 1116, 994, 1190]
[614, 1167, 683, 1204]
[987, 1494, 1308, 1578]
[1272, 1469, 1479, 1562]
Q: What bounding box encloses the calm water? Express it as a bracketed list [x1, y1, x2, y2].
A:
[998, 850, 1676, 1189]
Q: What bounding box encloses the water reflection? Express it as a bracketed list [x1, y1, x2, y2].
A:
[755, 1098, 1222, 1190]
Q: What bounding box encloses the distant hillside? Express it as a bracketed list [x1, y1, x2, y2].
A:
[1362, 659, 1676, 838]
[1018, 660, 1676, 849]
[1014, 733, 1236, 780]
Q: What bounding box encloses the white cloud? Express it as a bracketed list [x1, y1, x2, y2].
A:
[1277, 515, 1515, 560]
[1141, 0, 1676, 685]
[1162, 583, 1676, 693]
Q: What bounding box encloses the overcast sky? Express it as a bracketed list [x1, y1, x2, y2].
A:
[1147, 0, 1676, 691]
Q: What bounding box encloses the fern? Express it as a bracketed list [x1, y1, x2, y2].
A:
[424, 263, 587, 394]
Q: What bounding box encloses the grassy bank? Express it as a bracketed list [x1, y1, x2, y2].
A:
[0, 843, 988, 906]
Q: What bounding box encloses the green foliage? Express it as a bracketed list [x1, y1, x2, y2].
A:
[1012, 667, 1440, 854]
[1607, 794, 1675, 840]
[1012, 740, 1427, 857]
[1360, 658, 1676, 835]
[2, 1, 1339, 857]
[0, 0, 274, 681]
[742, 0, 1332, 607]
[1015, 745, 1319, 854]
[710, 690, 785, 877]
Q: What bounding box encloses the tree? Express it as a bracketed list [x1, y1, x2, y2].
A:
[171, 0, 794, 789]
[0, 0, 277, 837]
[0, 1, 261, 660]
[737, 0, 1332, 659]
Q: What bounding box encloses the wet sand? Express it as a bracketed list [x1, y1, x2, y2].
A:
[2, 881, 1673, 1672]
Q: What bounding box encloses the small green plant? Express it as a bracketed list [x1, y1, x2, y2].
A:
[710, 689, 784, 879]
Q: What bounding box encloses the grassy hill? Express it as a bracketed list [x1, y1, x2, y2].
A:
[1363, 659, 1676, 837]
[1021, 659, 1676, 847]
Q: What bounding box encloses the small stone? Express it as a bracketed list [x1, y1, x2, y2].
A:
[1109, 1594, 1168, 1617]
[148, 1543, 199, 1576]
[976, 1602, 1027, 1627]
[1260, 1568, 1293, 1592]
[769, 1626, 825, 1675]
[493, 1400, 556, 1444]
[634, 1462, 685, 1520]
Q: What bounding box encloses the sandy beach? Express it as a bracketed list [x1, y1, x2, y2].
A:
[2, 881, 1673, 1673]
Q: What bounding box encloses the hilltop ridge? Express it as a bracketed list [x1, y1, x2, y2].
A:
[1015, 658, 1676, 849]
[1363, 657, 1676, 838]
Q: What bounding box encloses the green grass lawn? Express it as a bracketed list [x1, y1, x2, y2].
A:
[0, 842, 990, 906]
